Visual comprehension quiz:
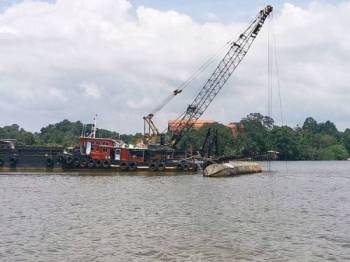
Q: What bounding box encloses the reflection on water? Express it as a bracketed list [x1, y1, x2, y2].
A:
[1, 161, 350, 261]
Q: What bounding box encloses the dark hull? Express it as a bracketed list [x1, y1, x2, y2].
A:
[0, 146, 63, 169]
[61, 159, 198, 172]
[0, 147, 198, 173]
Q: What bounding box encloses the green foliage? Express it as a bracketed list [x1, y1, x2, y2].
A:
[0, 124, 36, 145]
[342, 129, 350, 154]
[1, 114, 350, 161]
[38, 120, 84, 146]
[95, 128, 119, 139]
[236, 113, 273, 156]
[0, 120, 121, 147]
[302, 117, 318, 133]
[177, 123, 236, 156]
[119, 134, 134, 144]
[176, 113, 349, 160]
[318, 145, 349, 160]
[270, 126, 300, 160]
[215, 114, 348, 160]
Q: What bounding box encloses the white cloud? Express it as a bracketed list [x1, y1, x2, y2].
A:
[0, 0, 349, 133]
[126, 97, 153, 110]
[81, 82, 101, 99]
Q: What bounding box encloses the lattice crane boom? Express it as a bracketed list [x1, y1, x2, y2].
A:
[171, 5, 273, 146]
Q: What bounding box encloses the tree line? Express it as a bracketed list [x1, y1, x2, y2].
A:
[1, 113, 350, 160]
[0, 120, 130, 147]
[178, 113, 350, 160]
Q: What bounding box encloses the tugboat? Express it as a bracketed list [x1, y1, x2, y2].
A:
[0, 136, 198, 172]
[1, 5, 272, 173]
[60, 119, 198, 172]
[61, 137, 198, 172]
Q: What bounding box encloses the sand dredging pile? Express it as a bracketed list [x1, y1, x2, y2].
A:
[203, 161, 262, 177]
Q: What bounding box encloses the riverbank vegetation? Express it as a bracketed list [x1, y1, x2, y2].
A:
[179, 113, 350, 160]
[1, 113, 349, 160]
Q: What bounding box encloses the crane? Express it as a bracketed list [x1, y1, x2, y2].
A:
[144, 5, 273, 147]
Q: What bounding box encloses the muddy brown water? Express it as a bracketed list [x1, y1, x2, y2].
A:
[1, 161, 350, 261]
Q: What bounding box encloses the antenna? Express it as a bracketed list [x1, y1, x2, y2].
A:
[91, 114, 98, 138]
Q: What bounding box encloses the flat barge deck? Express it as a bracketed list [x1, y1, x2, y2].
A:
[0, 138, 199, 173]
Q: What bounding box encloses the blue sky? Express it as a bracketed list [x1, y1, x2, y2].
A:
[1, 0, 346, 21]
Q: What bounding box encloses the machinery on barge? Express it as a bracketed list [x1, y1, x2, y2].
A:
[59, 5, 273, 172]
[61, 136, 198, 171]
[0, 6, 272, 172]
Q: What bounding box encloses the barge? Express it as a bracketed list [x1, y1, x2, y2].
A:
[0, 137, 198, 173]
[60, 136, 198, 172]
[0, 139, 63, 170]
[0, 6, 273, 174]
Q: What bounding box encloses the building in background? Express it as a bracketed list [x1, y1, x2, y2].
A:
[168, 120, 218, 133]
[168, 120, 244, 139]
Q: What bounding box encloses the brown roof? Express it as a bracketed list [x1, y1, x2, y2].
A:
[168, 120, 218, 132]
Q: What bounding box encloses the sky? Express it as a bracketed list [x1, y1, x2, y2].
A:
[0, 0, 349, 133]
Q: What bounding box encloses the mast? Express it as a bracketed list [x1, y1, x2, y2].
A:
[91, 114, 98, 138]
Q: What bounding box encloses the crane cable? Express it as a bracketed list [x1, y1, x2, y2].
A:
[272, 17, 288, 173]
[273, 29, 284, 126]
[267, 13, 273, 172]
[149, 41, 231, 116]
[268, 13, 288, 173]
[269, 12, 284, 126]
[150, 12, 262, 118]
[163, 14, 264, 136]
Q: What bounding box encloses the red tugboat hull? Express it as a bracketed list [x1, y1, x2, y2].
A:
[60, 137, 198, 172]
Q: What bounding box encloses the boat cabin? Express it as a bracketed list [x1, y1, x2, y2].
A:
[79, 137, 117, 160]
[79, 137, 176, 164]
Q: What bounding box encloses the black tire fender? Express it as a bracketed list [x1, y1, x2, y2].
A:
[73, 158, 80, 168]
[181, 161, 189, 171]
[58, 155, 64, 163]
[103, 160, 111, 168]
[128, 162, 137, 171]
[65, 156, 73, 165]
[158, 162, 165, 171]
[9, 157, 17, 168]
[120, 162, 128, 171]
[80, 159, 87, 168]
[95, 160, 103, 168]
[46, 157, 54, 168]
[88, 159, 95, 168]
[149, 162, 159, 171]
[177, 163, 183, 170]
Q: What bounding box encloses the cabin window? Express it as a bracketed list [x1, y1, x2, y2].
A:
[128, 150, 144, 158]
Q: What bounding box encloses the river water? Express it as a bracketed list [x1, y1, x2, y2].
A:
[1, 161, 350, 261]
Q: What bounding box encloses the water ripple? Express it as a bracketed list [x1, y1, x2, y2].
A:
[1, 161, 350, 261]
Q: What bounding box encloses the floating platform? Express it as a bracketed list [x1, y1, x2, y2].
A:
[0, 164, 198, 174]
[203, 161, 262, 177]
[0, 142, 198, 173]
